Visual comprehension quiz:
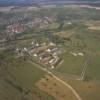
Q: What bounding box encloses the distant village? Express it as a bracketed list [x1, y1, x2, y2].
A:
[6, 17, 52, 34]
[0, 16, 55, 42]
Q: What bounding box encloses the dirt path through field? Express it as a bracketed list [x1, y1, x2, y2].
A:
[29, 61, 82, 100]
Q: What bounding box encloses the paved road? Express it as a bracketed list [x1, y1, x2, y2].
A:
[29, 60, 82, 100]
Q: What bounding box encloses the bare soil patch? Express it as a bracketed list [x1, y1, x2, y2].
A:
[36, 74, 78, 100]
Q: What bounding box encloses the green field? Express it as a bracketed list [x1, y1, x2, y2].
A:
[86, 55, 100, 80]
[56, 51, 85, 76]
[0, 50, 54, 100]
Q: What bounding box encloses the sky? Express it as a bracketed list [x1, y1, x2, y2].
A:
[0, 0, 99, 5]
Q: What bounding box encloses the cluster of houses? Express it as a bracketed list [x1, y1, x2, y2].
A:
[6, 16, 54, 35]
[26, 17, 53, 29]
[2, 16, 55, 42]
[70, 51, 84, 57]
[16, 40, 62, 69]
[6, 23, 25, 34]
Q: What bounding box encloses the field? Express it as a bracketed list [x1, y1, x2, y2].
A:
[36, 74, 78, 100]
[56, 51, 85, 76]
[66, 79, 100, 100]
[86, 55, 100, 80]
[0, 50, 54, 100]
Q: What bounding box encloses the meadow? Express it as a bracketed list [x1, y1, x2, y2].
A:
[0, 49, 54, 100]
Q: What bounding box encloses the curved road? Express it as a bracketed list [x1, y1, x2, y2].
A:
[29, 60, 82, 100]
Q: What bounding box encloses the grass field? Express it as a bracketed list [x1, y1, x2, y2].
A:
[36, 74, 77, 100]
[86, 55, 100, 80]
[56, 51, 85, 76]
[0, 49, 54, 100]
[66, 79, 100, 100]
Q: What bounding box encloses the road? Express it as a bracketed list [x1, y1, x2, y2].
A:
[29, 60, 82, 100]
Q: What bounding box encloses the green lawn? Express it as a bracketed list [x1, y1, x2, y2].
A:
[56, 51, 85, 76]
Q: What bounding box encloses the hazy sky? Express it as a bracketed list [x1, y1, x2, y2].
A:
[0, 0, 99, 4]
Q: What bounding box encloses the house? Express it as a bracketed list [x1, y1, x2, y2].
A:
[49, 56, 62, 68]
[78, 52, 84, 56]
[70, 52, 78, 56]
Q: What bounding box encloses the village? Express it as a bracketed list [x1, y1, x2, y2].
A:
[6, 17, 54, 34]
[16, 40, 62, 69]
[0, 16, 55, 43]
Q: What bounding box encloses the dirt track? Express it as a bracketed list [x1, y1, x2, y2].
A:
[29, 61, 82, 100]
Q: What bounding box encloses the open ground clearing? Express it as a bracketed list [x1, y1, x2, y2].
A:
[36, 74, 78, 100]
[86, 55, 100, 80]
[53, 31, 74, 38]
[88, 26, 100, 30]
[66, 79, 100, 100]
